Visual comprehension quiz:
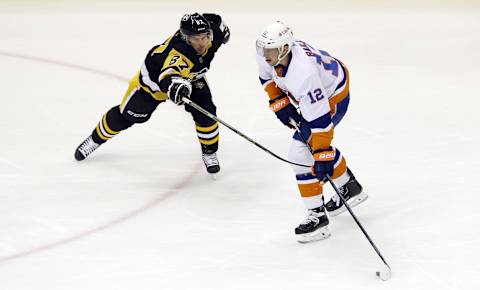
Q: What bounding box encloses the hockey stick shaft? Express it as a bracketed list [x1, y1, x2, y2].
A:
[289, 119, 391, 271]
[182, 98, 309, 168]
[326, 174, 392, 271]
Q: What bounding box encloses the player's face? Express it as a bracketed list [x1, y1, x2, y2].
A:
[262, 48, 280, 66]
[189, 33, 211, 55]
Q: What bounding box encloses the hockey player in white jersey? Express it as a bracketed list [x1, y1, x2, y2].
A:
[256, 21, 368, 243]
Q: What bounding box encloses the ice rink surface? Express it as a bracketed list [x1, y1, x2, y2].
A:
[1, 1, 479, 289]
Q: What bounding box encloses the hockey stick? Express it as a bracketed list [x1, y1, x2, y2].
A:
[289, 119, 392, 281]
[182, 98, 310, 168]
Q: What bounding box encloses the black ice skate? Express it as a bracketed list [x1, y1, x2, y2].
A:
[202, 152, 220, 175]
[295, 206, 331, 243]
[325, 168, 368, 217]
[74, 135, 101, 161]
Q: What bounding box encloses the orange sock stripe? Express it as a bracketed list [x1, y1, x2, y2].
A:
[331, 156, 347, 179]
[298, 182, 323, 198]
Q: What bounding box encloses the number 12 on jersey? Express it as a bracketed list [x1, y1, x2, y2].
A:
[307, 88, 324, 104]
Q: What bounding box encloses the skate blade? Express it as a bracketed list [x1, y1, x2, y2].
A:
[209, 173, 217, 180]
[328, 192, 369, 217]
[297, 227, 331, 243]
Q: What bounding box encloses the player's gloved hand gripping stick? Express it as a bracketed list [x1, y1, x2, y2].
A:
[288, 118, 392, 281]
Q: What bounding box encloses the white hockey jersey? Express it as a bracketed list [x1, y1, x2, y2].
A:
[257, 40, 350, 150]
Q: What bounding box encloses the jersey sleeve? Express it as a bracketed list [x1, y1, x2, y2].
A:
[296, 74, 334, 150]
[256, 55, 284, 100]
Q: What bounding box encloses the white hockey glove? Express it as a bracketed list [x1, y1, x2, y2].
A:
[167, 77, 192, 105]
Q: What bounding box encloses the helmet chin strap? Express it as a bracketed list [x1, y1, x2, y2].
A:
[273, 45, 289, 66]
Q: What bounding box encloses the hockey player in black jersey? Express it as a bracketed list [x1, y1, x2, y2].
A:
[74, 13, 230, 174]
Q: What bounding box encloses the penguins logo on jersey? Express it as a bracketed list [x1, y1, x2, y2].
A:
[166, 53, 190, 71]
[169, 55, 180, 66]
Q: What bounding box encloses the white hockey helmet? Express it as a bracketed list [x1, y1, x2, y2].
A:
[256, 21, 294, 65]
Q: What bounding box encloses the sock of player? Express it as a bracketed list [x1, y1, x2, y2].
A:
[91, 106, 133, 144]
[195, 121, 219, 154]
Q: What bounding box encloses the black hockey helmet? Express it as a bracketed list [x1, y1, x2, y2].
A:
[180, 13, 212, 42]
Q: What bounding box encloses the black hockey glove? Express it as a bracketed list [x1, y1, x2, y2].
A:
[167, 77, 192, 106]
[221, 24, 230, 44]
[269, 95, 301, 128]
[202, 13, 222, 25]
[203, 13, 230, 44]
[312, 147, 336, 181]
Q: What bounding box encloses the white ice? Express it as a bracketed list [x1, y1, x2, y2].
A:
[1, 1, 479, 289]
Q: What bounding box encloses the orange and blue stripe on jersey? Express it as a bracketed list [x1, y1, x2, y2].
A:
[260, 77, 284, 100]
[306, 113, 334, 150]
[293, 112, 334, 150]
[329, 60, 350, 125]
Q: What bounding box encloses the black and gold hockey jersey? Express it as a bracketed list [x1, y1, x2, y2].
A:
[125, 14, 228, 102]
